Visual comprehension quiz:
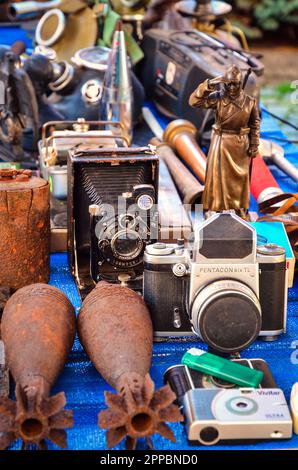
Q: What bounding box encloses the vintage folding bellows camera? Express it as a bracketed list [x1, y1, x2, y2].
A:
[140, 29, 264, 132]
[68, 145, 159, 293]
[143, 213, 288, 353]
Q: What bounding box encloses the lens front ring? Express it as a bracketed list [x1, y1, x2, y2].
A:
[110, 229, 143, 261]
[190, 280, 262, 353]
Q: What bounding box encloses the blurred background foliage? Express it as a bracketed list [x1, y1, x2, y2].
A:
[227, 0, 298, 38]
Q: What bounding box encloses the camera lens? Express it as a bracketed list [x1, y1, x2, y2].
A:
[199, 427, 219, 445]
[227, 396, 257, 415]
[191, 280, 262, 354]
[111, 229, 143, 261]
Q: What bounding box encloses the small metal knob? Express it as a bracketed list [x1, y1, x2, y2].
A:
[89, 204, 100, 217]
[118, 273, 131, 287]
[173, 307, 182, 329]
[172, 263, 187, 277]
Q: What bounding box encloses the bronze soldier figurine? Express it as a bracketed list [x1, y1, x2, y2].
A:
[189, 64, 260, 219]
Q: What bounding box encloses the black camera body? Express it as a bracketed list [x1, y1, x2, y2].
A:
[143, 213, 288, 354]
[68, 145, 159, 294]
[140, 29, 264, 133]
[90, 184, 158, 284]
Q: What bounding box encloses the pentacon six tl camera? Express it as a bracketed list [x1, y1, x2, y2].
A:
[143, 213, 288, 354]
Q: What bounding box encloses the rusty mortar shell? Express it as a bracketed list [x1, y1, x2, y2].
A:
[0, 283, 76, 450]
[78, 281, 183, 450]
[163, 119, 207, 183]
[151, 137, 204, 205]
[0, 170, 50, 291]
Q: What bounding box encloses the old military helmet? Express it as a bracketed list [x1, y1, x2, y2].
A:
[225, 64, 243, 84]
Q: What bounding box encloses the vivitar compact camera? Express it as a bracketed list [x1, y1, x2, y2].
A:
[184, 388, 292, 445]
[68, 145, 159, 294]
[143, 213, 288, 353]
[164, 363, 292, 445]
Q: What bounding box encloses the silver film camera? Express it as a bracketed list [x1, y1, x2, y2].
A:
[183, 388, 292, 445]
[143, 213, 288, 353]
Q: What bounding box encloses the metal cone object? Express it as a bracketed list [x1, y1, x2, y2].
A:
[99, 21, 133, 144]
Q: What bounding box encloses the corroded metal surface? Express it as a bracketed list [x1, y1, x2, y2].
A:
[0, 283, 76, 449]
[78, 281, 182, 450]
[79, 281, 153, 386]
[0, 171, 50, 290]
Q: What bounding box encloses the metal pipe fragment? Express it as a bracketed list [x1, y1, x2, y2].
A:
[151, 137, 204, 205]
[0, 284, 76, 450]
[78, 281, 182, 450]
[163, 119, 207, 183]
[8, 1, 62, 21]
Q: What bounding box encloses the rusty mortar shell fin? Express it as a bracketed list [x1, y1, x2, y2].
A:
[0, 284, 76, 450]
[98, 373, 183, 450]
[0, 379, 73, 450]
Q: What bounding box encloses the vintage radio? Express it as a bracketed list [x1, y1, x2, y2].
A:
[140, 29, 264, 132]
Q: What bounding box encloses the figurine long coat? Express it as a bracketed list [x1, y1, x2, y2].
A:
[189, 79, 260, 213]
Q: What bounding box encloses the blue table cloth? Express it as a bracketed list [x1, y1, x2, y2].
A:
[2, 25, 298, 451]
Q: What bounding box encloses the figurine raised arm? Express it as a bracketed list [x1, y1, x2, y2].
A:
[189, 65, 260, 219]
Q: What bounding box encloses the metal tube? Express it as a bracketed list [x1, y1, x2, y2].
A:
[8, 0, 62, 20]
[151, 138, 204, 205]
[163, 119, 207, 183]
[259, 139, 298, 183]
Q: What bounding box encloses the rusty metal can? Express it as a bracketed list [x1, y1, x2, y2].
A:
[0, 169, 50, 290]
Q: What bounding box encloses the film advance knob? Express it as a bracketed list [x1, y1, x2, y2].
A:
[172, 263, 187, 277]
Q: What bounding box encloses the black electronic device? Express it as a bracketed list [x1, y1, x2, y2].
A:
[140, 29, 264, 134]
